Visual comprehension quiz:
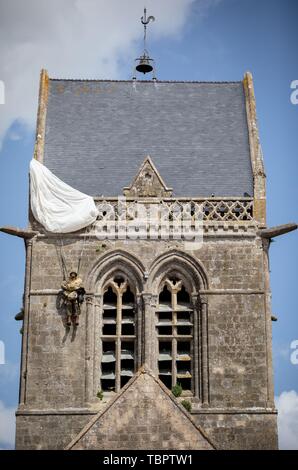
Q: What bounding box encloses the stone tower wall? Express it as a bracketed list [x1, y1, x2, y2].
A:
[16, 229, 278, 449]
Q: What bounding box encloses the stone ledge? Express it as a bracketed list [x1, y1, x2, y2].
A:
[200, 289, 265, 295]
[29, 289, 266, 296]
[34, 228, 257, 240]
[16, 408, 97, 416]
[16, 407, 277, 416]
[192, 408, 277, 415]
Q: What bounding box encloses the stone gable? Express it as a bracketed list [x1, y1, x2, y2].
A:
[66, 369, 215, 450]
[123, 156, 173, 197]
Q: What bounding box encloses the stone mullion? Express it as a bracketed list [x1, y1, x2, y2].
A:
[142, 294, 151, 368]
[172, 290, 177, 388]
[201, 295, 209, 406]
[151, 295, 159, 373]
[95, 295, 102, 396]
[192, 294, 199, 398]
[151, 295, 158, 372]
[172, 337, 177, 388]
[136, 294, 142, 369]
[152, 296, 159, 377]
[115, 292, 122, 393]
[85, 296, 95, 404]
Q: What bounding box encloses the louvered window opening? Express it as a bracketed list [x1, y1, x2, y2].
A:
[101, 277, 136, 393]
[157, 278, 193, 394]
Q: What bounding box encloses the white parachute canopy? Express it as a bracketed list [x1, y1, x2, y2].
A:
[30, 159, 99, 233]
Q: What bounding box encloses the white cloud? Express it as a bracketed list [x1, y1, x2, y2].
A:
[275, 390, 298, 450]
[0, 401, 16, 449]
[0, 0, 212, 149]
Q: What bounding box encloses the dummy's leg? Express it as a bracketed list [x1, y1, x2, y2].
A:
[66, 301, 72, 327]
[73, 303, 80, 326]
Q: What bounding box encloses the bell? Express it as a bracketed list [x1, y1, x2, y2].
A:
[136, 56, 153, 74]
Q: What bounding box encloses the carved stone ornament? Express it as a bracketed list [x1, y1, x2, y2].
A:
[123, 156, 173, 197]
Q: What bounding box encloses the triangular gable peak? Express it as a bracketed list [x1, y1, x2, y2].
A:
[123, 156, 173, 197]
[66, 368, 216, 450]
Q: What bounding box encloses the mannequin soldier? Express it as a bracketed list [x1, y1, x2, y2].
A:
[61, 272, 85, 326]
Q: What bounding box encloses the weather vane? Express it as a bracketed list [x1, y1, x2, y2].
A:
[133, 7, 156, 78]
[141, 7, 155, 53]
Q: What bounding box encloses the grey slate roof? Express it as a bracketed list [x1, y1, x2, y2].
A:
[43, 80, 253, 197]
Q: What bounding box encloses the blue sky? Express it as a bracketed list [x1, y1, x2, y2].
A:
[0, 0, 297, 449]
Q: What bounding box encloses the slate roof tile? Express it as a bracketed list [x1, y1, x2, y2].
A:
[43, 79, 253, 197]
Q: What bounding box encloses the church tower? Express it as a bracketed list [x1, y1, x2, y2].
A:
[4, 11, 295, 450]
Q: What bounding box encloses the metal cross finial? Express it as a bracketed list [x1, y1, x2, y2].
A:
[141, 7, 155, 51]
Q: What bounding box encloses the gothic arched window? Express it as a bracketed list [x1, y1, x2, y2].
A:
[156, 277, 193, 394]
[100, 275, 137, 393]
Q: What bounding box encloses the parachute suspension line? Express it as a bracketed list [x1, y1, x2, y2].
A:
[77, 222, 95, 275]
[59, 236, 68, 281]
[55, 243, 64, 280]
[55, 236, 68, 281]
[55, 243, 63, 280]
[56, 221, 96, 280]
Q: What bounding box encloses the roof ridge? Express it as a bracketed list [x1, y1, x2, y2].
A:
[49, 78, 242, 84]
